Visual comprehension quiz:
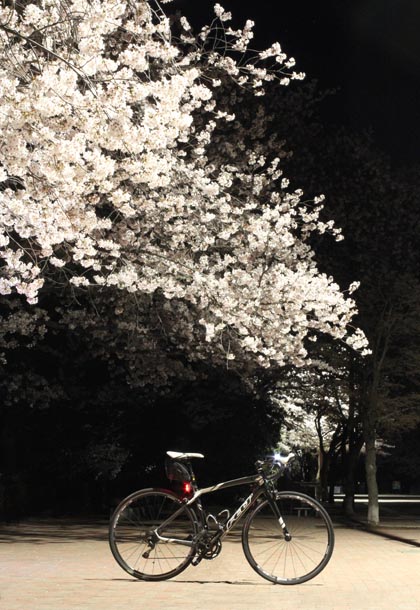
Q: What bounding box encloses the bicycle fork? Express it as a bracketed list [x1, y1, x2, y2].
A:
[266, 492, 292, 542]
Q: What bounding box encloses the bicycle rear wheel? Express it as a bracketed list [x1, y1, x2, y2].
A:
[242, 491, 334, 584]
[109, 488, 197, 581]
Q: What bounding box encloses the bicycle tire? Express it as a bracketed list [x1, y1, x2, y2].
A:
[242, 491, 335, 585]
[109, 488, 197, 581]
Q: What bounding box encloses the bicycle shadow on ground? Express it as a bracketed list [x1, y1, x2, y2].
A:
[86, 578, 323, 587]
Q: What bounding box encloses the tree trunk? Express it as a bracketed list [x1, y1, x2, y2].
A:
[361, 303, 393, 526]
[320, 455, 329, 502]
[364, 427, 380, 525]
[343, 448, 358, 517]
[342, 432, 364, 518]
[327, 465, 336, 504]
[316, 449, 330, 502]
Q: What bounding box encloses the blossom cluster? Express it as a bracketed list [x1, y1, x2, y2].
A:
[0, 0, 368, 370]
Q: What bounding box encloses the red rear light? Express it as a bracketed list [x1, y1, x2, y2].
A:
[183, 482, 192, 495]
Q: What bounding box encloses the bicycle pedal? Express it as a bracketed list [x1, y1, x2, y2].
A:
[191, 554, 203, 567]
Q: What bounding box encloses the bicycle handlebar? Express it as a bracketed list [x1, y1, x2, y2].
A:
[255, 453, 295, 482]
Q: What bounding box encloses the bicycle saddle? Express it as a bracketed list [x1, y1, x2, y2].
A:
[166, 451, 205, 460]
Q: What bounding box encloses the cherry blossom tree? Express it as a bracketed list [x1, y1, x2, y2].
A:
[0, 0, 367, 374]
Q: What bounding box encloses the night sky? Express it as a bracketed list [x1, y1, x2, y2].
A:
[173, 0, 420, 164]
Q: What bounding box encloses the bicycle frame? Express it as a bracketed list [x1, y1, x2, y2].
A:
[154, 471, 281, 549]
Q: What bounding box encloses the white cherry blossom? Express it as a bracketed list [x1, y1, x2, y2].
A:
[0, 0, 368, 370]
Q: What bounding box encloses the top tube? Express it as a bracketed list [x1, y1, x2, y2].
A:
[198, 473, 264, 496]
[194, 459, 286, 498]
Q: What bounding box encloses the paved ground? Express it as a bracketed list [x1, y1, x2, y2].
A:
[336, 501, 420, 546]
[1, 519, 420, 610]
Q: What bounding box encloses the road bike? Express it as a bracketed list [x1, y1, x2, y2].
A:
[109, 451, 335, 585]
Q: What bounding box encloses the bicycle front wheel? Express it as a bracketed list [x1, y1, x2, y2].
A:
[109, 488, 197, 581]
[242, 491, 334, 585]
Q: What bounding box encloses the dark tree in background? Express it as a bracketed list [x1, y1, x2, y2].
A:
[269, 83, 420, 522]
[0, 290, 283, 519]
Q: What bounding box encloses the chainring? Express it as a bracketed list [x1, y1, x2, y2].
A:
[203, 538, 222, 559]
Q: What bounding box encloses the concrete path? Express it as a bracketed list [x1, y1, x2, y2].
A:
[1, 519, 420, 610]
